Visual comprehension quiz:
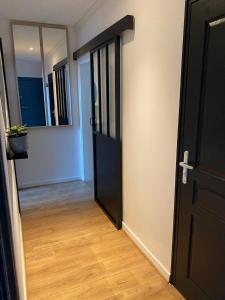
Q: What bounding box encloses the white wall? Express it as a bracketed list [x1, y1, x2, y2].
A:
[0, 16, 82, 189]
[75, 0, 185, 279]
[78, 59, 94, 186]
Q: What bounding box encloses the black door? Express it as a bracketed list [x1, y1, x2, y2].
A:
[0, 143, 19, 300]
[173, 1, 225, 299]
[90, 37, 122, 229]
[0, 38, 19, 299]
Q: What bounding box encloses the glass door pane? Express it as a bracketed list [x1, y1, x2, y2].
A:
[108, 42, 116, 138]
[100, 47, 107, 135]
[93, 52, 100, 132]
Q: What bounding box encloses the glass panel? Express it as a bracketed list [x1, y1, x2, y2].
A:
[93, 52, 99, 132]
[108, 42, 116, 138]
[13, 25, 46, 127]
[100, 47, 107, 135]
[42, 27, 71, 126]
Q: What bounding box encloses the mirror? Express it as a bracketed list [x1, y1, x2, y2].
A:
[13, 25, 46, 127]
[12, 23, 72, 127]
[42, 28, 71, 126]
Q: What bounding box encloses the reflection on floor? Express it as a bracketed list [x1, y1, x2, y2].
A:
[20, 181, 183, 300]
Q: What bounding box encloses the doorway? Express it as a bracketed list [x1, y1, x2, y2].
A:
[78, 56, 94, 193]
[78, 36, 122, 230]
[172, 0, 225, 299]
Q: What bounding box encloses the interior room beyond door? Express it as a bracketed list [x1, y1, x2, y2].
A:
[173, 1, 225, 299]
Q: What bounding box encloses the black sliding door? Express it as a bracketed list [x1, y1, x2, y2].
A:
[90, 36, 122, 229]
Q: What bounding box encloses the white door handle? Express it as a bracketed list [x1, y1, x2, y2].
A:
[179, 162, 193, 170]
[179, 151, 194, 184]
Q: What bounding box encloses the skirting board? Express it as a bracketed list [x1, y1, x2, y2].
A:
[122, 222, 170, 281]
[18, 176, 82, 190]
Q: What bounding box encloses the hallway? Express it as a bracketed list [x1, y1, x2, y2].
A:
[20, 181, 183, 300]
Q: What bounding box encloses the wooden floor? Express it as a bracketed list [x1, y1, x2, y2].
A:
[20, 181, 183, 300]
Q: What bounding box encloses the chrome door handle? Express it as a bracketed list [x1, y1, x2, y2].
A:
[179, 162, 193, 170]
[179, 151, 194, 184]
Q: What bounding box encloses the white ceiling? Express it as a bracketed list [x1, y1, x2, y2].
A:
[0, 0, 98, 25]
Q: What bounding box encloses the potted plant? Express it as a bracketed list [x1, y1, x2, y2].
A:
[6, 125, 28, 154]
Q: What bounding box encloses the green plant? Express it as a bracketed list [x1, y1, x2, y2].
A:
[6, 125, 28, 137]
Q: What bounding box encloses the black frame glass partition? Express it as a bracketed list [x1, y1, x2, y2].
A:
[11, 22, 72, 128]
[90, 36, 122, 229]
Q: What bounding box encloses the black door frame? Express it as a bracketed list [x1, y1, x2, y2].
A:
[170, 0, 200, 285]
[74, 16, 134, 229]
[0, 142, 19, 300]
[0, 37, 19, 300]
[90, 36, 122, 229]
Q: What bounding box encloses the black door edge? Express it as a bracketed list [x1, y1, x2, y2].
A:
[170, 0, 196, 285]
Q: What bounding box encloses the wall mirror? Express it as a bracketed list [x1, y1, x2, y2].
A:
[12, 22, 72, 127]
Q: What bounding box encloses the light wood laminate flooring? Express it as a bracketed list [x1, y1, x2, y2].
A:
[19, 181, 183, 300]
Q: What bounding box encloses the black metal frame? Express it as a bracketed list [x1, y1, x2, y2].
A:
[90, 36, 122, 229]
[0, 143, 19, 300]
[53, 58, 68, 72]
[170, 0, 198, 284]
[74, 17, 133, 229]
[55, 65, 68, 125]
[0, 38, 19, 300]
[115, 36, 122, 229]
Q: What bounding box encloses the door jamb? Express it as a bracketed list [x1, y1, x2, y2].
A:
[0, 37, 20, 299]
[77, 53, 92, 182]
[0, 133, 19, 299]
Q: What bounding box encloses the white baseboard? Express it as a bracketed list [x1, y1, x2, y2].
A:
[122, 222, 170, 281]
[18, 176, 82, 189]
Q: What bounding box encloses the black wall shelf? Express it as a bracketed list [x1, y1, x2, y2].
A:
[7, 152, 28, 161]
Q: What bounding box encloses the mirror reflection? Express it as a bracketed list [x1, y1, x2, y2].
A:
[13, 25, 46, 127]
[43, 28, 70, 126]
[12, 24, 72, 127]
